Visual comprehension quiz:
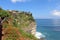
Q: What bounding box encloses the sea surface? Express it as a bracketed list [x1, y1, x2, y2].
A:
[35, 19, 60, 40]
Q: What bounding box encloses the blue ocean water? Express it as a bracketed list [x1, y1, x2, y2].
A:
[35, 19, 60, 40]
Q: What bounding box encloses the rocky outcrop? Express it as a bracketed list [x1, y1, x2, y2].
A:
[0, 8, 38, 40]
[22, 22, 36, 35]
[8, 10, 36, 35]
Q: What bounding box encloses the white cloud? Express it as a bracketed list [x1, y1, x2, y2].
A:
[11, 0, 16, 3]
[11, 0, 30, 3]
[52, 10, 60, 16]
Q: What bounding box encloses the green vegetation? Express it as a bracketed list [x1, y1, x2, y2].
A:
[0, 8, 10, 18]
[4, 27, 20, 40]
[19, 29, 38, 40]
[0, 8, 37, 40]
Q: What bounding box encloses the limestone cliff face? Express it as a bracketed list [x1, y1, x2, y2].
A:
[30, 22, 36, 35]
[22, 22, 36, 35]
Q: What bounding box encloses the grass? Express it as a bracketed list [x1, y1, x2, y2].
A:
[19, 29, 38, 40]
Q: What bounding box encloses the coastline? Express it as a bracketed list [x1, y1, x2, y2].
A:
[35, 32, 45, 40]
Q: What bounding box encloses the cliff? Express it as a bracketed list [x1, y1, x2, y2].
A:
[0, 8, 38, 40]
[8, 10, 36, 35]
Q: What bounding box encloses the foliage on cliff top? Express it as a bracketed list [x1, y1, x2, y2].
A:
[0, 8, 37, 40]
[0, 8, 10, 17]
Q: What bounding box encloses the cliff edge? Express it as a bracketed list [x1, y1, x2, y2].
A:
[0, 8, 38, 40]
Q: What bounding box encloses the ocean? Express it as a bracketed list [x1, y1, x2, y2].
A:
[35, 19, 60, 40]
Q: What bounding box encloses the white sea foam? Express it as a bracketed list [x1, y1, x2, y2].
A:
[35, 32, 45, 39]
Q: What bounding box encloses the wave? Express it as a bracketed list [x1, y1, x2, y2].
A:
[35, 32, 45, 39]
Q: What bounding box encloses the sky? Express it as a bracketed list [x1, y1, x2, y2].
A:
[0, 0, 60, 19]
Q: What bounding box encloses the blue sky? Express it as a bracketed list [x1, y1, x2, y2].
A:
[0, 0, 60, 19]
